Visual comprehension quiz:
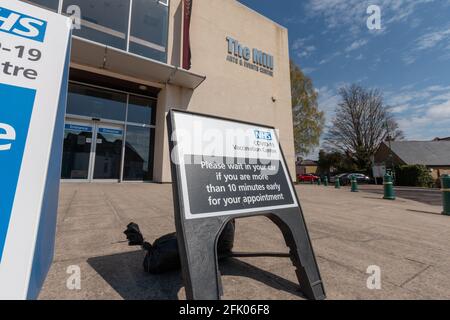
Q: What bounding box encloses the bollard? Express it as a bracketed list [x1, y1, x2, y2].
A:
[350, 175, 358, 192]
[317, 178, 321, 186]
[324, 176, 329, 187]
[442, 174, 450, 216]
[383, 173, 396, 200]
[335, 177, 341, 189]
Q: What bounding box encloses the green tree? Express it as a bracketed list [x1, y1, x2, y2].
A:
[290, 61, 325, 156]
[317, 149, 357, 174]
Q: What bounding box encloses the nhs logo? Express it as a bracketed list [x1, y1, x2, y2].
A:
[254, 130, 273, 141]
[0, 6, 47, 42]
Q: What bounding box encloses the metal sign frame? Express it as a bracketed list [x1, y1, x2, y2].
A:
[167, 109, 326, 300]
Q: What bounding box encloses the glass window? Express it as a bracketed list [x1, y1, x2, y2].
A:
[66, 83, 127, 121]
[127, 95, 156, 125]
[62, 0, 130, 50]
[25, 0, 60, 11]
[129, 0, 168, 61]
[123, 126, 154, 181]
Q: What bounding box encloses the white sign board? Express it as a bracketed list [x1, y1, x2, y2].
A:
[170, 110, 298, 220]
[372, 165, 386, 178]
[0, 0, 71, 299]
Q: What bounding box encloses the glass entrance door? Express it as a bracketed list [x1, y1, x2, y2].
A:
[92, 125, 124, 180]
[62, 120, 124, 181]
[62, 122, 94, 180]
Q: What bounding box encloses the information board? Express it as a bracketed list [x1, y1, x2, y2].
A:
[0, 0, 71, 299]
[168, 109, 325, 300]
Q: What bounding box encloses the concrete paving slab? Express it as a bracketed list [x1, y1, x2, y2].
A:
[402, 265, 450, 299]
[38, 183, 450, 300]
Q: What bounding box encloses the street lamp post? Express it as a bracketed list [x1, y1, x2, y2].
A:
[385, 120, 395, 182]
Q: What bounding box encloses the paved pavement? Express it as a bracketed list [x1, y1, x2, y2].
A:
[39, 183, 450, 300]
[358, 185, 442, 206]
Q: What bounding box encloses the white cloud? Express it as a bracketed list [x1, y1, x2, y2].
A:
[292, 37, 309, 50]
[292, 37, 316, 58]
[345, 39, 368, 52]
[416, 28, 450, 50]
[304, 0, 435, 36]
[387, 84, 450, 140]
[318, 51, 341, 65]
[390, 104, 409, 113]
[387, 92, 429, 106]
[302, 67, 317, 74]
[427, 100, 450, 118]
[402, 54, 417, 65]
[402, 25, 450, 65]
[317, 86, 341, 125]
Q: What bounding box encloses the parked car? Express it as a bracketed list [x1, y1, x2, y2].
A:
[297, 173, 319, 182]
[329, 173, 348, 183]
[340, 173, 371, 185]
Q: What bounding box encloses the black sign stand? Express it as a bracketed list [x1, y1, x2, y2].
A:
[167, 109, 326, 300]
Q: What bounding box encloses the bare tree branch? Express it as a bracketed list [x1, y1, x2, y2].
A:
[325, 84, 404, 171]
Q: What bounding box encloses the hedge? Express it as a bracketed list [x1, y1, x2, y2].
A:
[394, 165, 434, 188]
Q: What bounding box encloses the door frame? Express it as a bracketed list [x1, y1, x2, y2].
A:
[63, 116, 125, 182]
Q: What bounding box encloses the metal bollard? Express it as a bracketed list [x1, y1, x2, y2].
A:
[317, 178, 321, 186]
[351, 175, 358, 192]
[335, 177, 341, 189]
[324, 176, 329, 187]
[442, 174, 450, 216]
[383, 173, 396, 200]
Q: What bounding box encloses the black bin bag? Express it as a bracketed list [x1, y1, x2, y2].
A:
[124, 220, 235, 274]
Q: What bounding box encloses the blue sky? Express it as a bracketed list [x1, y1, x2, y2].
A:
[238, 0, 450, 158]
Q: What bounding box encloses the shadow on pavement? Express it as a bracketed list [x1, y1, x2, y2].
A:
[87, 250, 304, 300]
[407, 209, 442, 216]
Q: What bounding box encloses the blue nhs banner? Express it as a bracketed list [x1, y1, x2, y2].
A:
[0, 0, 71, 300]
[0, 83, 35, 262]
[0, 6, 47, 42]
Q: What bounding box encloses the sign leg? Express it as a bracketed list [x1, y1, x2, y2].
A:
[268, 208, 326, 300]
[178, 218, 228, 300]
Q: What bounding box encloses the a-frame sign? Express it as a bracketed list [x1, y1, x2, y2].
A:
[167, 109, 325, 300]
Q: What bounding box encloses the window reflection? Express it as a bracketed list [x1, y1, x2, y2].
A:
[25, 0, 170, 62]
[66, 83, 127, 121]
[124, 126, 154, 181]
[63, 82, 156, 181]
[130, 0, 168, 61]
[93, 128, 123, 179]
[127, 95, 156, 125]
[25, 0, 59, 11]
[61, 125, 93, 179]
[63, 0, 130, 50]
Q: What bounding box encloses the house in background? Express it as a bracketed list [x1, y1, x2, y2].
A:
[434, 137, 450, 141]
[296, 159, 319, 176]
[374, 140, 450, 180]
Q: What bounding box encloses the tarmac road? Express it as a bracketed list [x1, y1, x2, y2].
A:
[358, 185, 442, 206]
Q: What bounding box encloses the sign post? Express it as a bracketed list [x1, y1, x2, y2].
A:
[0, 1, 71, 299]
[167, 109, 325, 300]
